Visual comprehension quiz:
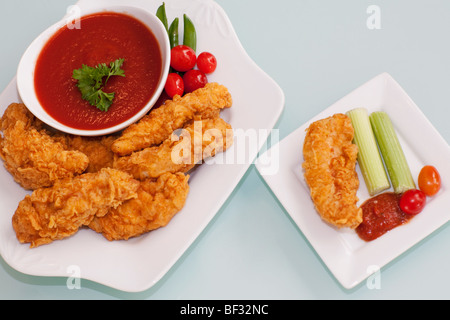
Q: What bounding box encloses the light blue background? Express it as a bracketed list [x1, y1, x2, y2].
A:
[1, 0, 450, 299]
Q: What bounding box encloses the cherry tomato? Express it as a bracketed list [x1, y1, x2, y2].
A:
[170, 45, 196, 72]
[196, 52, 217, 74]
[418, 165, 441, 196]
[183, 69, 208, 93]
[164, 73, 184, 98]
[399, 189, 426, 215]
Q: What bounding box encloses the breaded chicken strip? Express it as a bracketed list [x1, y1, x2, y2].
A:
[302, 113, 362, 229]
[57, 134, 117, 173]
[0, 103, 89, 190]
[12, 168, 139, 248]
[89, 172, 189, 241]
[113, 118, 233, 180]
[111, 82, 232, 156]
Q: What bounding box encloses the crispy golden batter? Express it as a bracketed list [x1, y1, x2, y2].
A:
[4, 82, 234, 247]
[89, 172, 189, 241]
[58, 134, 117, 173]
[111, 82, 232, 156]
[302, 113, 362, 229]
[0, 103, 89, 190]
[113, 118, 233, 180]
[12, 168, 139, 248]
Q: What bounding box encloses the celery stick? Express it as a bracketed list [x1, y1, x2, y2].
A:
[370, 111, 415, 193]
[346, 108, 390, 196]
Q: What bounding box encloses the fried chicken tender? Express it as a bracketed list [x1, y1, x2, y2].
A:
[89, 172, 189, 241]
[302, 113, 362, 229]
[111, 82, 232, 156]
[12, 168, 139, 248]
[58, 134, 117, 173]
[113, 118, 233, 180]
[0, 103, 89, 190]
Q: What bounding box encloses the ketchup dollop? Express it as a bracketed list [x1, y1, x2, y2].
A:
[356, 192, 413, 241]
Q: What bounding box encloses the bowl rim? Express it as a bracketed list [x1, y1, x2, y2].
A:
[16, 4, 171, 136]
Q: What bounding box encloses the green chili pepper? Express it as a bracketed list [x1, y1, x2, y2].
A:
[168, 17, 179, 49]
[183, 14, 197, 52]
[156, 2, 168, 33]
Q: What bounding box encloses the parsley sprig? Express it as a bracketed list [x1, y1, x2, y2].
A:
[72, 58, 125, 112]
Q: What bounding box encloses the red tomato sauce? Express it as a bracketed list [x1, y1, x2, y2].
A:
[356, 192, 413, 241]
[34, 12, 162, 130]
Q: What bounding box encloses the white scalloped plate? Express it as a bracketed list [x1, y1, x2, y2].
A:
[256, 72, 450, 289]
[0, 0, 284, 292]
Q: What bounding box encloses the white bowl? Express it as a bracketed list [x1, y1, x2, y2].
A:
[16, 5, 170, 136]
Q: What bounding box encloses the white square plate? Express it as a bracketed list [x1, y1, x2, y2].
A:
[0, 0, 284, 292]
[256, 72, 450, 289]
